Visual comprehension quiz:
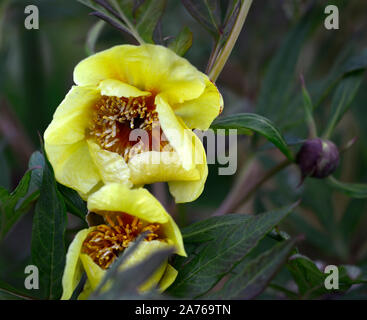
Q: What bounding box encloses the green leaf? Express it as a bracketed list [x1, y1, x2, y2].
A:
[181, 0, 220, 38]
[206, 239, 297, 299]
[327, 176, 367, 199]
[168, 27, 193, 56]
[85, 20, 105, 56]
[28, 150, 45, 190]
[58, 184, 88, 221]
[301, 77, 317, 137]
[168, 202, 299, 298]
[79, 0, 167, 45]
[342, 48, 367, 74]
[287, 254, 326, 299]
[256, 6, 324, 120]
[280, 48, 367, 130]
[287, 254, 366, 299]
[211, 113, 294, 161]
[31, 153, 67, 300]
[135, 0, 167, 43]
[221, 0, 241, 39]
[312, 48, 367, 111]
[77, 0, 132, 36]
[323, 69, 365, 138]
[28, 151, 88, 221]
[182, 0, 241, 43]
[0, 170, 38, 241]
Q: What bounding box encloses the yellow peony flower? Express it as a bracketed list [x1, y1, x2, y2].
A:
[44, 44, 223, 203]
[61, 183, 186, 300]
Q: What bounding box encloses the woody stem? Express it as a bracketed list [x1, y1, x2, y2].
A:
[208, 0, 253, 82]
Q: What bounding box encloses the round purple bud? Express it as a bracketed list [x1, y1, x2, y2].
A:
[296, 138, 339, 179]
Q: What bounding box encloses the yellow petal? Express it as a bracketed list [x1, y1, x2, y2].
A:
[77, 279, 94, 300]
[158, 264, 178, 292]
[44, 86, 100, 145]
[87, 139, 132, 187]
[80, 254, 106, 290]
[74, 44, 206, 105]
[163, 214, 186, 257]
[87, 183, 186, 256]
[45, 140, 101, 194]
[168, 123, 208, 203]
[78, 242, 168, 298]
[98, 79, 151, 98]
[87, 183, 169, 224]
[155, 95, 195, 171]
[61, 227, 95, 300]
[128, 151, 200, 186]
[173, 79, 223, 130]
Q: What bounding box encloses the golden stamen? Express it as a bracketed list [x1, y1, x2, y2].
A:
[88, 95, 173, 162]
[81, 212, 161, 269]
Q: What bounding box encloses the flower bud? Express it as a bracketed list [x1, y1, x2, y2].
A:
[296, 138, 339, 179]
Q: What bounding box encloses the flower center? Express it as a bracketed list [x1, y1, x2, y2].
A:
[81, 212, 161, 269]
[89, 95, 173, 162]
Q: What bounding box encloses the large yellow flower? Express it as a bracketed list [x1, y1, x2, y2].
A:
[61, 183, 186, 300]
[44, 44, 223, 203]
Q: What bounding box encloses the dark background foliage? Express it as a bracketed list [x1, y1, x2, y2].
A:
[0, 0, 367, 299]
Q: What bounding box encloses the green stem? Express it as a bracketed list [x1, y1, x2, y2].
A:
[110, 0, 145, 45]
[304, 105, 318, 139]
[208, 0, 253, 82]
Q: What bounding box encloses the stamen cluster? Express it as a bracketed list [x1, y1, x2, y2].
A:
[89, 95, 161, 162]
[82, 212, 160, 269]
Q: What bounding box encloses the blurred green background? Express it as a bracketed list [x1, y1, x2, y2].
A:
[0, 0, 367, 299]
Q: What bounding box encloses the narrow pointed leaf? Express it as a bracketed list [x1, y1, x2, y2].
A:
[168, 27, 193, 56]
[327, 176, 367, 199]
[86, 20, 105, 56]
[323, 69, 365, 138]
[168, 202, 299, 298]
[78, 0, 132, 36]
[181, 0, 218, 37]
[211, 113, 294, 161]
[28, 151, 87, 221]
[287, 254, 366, 299]
[0, 170, 38, 241]
[58, 184, 88, 221]
[256, 6, 324, 121]
[136, 0, 167, 43]
[207, 239, 297, 299]
[31, 154, 67, 300]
